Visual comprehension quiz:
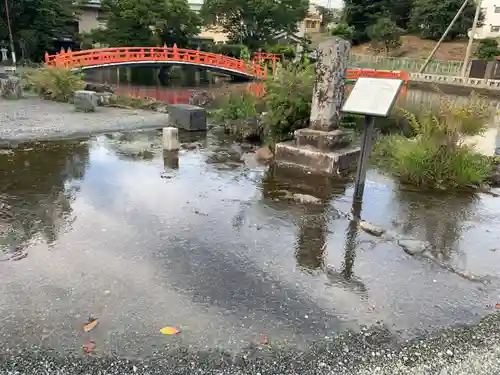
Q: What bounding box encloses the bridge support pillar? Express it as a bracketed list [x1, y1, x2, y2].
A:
[274, 38, 360, 176]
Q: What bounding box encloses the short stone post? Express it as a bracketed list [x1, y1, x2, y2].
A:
[274, 38, 361, 175]
[163, 127, 180, 151]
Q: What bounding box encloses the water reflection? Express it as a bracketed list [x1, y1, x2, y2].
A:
[0, 141, 89, 252]
[396, 189, 479, 260]
[261, 164, 350, 273]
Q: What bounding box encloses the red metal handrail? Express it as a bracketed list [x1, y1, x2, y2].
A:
[346, 69, 408, 95]
[45, 46, 268, 79]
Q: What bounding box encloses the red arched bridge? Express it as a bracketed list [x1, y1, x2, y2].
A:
[45, 46, 275, 80]
[45, 46, 409, 87]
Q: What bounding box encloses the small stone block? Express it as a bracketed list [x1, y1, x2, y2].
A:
[168, 104, 207, 131]
[295, 128, 351, 151]
[74, 90, 98, 112]
[274, 141, 360, 175]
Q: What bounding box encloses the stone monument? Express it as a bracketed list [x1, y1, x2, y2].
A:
[274, 38, 360, 175]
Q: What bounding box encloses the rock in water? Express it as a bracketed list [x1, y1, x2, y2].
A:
[398, 239, 431, 255]
[291, 193, 322, 205]
[359, 220, 385, 237]
[74, 90, 98, 112]
[255, 146, 273, 164]
[0, 76, 22, 100]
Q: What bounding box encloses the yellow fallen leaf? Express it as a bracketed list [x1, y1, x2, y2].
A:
[160, 326, 180, 335]
[84, 319, 98, 333]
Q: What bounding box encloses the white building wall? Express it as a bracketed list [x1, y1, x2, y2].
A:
[475, 0, 500, 39]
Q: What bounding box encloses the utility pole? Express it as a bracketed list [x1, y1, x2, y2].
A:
[419, 0, 469, 73]
[461, 0, 482, 77]
[3, 0, 16, 65]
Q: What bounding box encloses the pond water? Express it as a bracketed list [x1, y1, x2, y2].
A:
[1, 128, 500, 359]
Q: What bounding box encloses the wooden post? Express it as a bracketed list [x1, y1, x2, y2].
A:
[309, 38, 350, 131]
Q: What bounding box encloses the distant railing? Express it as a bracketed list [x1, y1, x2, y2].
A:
[349, 53, 464, 76]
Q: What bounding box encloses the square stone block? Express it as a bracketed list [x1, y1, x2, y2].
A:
[295, 128, 351, 151]
[168, 104, 207, 131]
[74, 90, 97, 112]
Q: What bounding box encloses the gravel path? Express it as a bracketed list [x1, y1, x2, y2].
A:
[2, 313, 500, 374]
[0, 97, 169, 147]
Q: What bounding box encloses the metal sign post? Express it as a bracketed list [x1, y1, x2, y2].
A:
[341, 77, 404, 202]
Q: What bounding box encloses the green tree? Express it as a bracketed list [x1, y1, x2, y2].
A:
[154, 0, 202, 47]
[200, 0, 308, 49]
[315, 5, 336, 29]
[331, 23, 355, 41]
[93, 0, 200, 47]
[367, 17, 402, 55]
[410, 0, 481, 41]
[475, 38, 500, 60]
[0, 0, 78, 61]
[342, 0, 412, 44]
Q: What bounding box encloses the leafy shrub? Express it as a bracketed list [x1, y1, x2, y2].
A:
[212, 44, 247, 58]
[262, 63, 315, 144]
[331, 23, 355, 41]
[262, 44, 296, 60]
[475, 38, 500, 60]
[372, 91, 494, 189]
[373, 136, 492, 189]
[213, 90, 261, 123]
[26, 67, 85, 102]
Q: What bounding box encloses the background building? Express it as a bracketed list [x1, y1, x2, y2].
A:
[474, 0, 500, 39]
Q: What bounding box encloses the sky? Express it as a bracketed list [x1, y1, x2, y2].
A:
[313, 0, 343, 8]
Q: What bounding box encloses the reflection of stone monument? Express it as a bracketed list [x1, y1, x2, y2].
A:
[163, 150, 179, 170]
[325, 200, 368, 296]
[261, 164, 349, 273]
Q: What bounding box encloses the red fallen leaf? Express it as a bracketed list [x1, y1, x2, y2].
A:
[83, 341, 95, 355]
[261, 335, 269, 345]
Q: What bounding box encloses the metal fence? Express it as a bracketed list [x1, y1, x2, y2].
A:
[348, 53, 464, 76]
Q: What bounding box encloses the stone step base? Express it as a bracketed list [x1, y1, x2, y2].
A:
[275, 141, 360, 176]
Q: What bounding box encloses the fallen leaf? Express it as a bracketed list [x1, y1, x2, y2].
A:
[496, 303, 500, 309]
[84, 318, 98, 332]
[83, 341, 95, 355]
[160, 326, 180, 335]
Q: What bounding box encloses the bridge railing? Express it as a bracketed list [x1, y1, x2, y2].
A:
[45, 46, 268, 79]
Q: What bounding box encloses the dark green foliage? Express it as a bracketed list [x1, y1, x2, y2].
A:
[409, 0, 481, 41]
[475, 38, 500, 60]
[331, 23, 355, 42]
[0, 0, 78, 61]
[342, 0, 410, 44]
[91, 0, 201, 47]
[367, 17, 402, 55]
[200, 0, 308, 49]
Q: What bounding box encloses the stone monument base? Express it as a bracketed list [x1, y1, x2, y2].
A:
[274, 129, 360, 176]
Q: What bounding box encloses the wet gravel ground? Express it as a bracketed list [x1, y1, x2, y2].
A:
[2, 130, 500, 374]
[0, 97, 168, 147]
[2, 313, 500, 374]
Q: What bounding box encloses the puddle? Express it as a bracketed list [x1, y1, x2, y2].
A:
[1, 129, 500, 358]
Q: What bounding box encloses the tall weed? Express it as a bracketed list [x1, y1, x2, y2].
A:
[26, 67, 85, 102]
